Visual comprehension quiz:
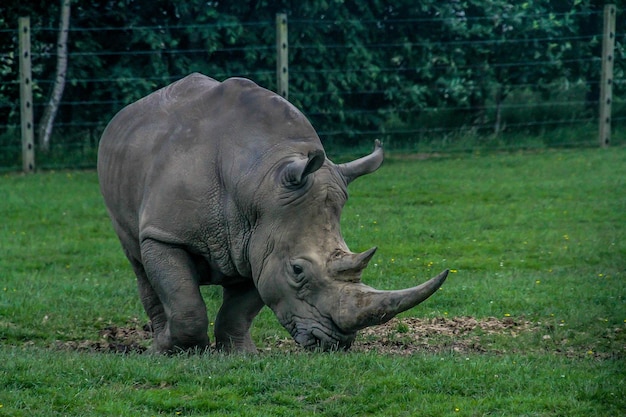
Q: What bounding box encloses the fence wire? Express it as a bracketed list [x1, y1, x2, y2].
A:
[0, 9, 624, 171]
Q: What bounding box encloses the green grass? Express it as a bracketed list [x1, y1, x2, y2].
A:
[1, 147, 625, 416]
[1, 349, 621, 416]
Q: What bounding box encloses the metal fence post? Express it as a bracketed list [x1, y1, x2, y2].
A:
[276, 13, 288, 100]
[598, 4, 616, 148]
[19, 16, 35, 172]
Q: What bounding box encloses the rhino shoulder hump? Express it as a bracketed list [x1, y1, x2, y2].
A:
[222, 77, 259, 90]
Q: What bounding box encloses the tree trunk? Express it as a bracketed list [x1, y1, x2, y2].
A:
[38, 0, 71, 152]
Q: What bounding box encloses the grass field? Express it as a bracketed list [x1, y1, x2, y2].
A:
[1, 147, 624, 416]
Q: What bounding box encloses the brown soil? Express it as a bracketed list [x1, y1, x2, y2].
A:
[354, 316, 534, 355]
[55, 318, 152, 354]
[54, 316, 536, 355]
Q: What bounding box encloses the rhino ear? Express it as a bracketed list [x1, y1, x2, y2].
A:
[282, 149, 325, 186]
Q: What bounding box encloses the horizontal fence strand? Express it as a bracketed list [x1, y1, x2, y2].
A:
[0, 8, 623, 172]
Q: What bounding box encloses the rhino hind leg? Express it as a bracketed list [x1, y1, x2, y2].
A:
[140, 239, 210, 353]
[214, 282, 265, 353]
[127, 255, 167, 347]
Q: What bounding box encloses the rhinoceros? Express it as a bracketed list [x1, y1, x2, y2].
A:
[97, 73, 448, 353]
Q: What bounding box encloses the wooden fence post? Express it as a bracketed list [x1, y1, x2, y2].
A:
[598, 4, 616, 148]
[276, 13, 288, 100]
[19, 16, 35, 172]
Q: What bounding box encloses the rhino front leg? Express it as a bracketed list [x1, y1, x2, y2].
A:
[214, 282, 265, 353]
[141, 238, 210, 353]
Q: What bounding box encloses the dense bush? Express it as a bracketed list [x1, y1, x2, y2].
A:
[0, 0, 624, 168]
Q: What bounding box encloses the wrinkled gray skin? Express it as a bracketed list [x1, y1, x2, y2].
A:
[98, 73, 448, 353]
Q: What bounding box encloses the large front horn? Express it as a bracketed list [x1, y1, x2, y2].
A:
[337, 139, 384, 184]
[334, 270, 449, 332]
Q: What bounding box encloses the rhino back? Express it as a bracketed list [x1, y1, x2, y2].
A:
[98, 73, 323, 277]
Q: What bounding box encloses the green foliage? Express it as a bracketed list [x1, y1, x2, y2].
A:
[0, 148, 625, 415]
[0, 0, 625, 168]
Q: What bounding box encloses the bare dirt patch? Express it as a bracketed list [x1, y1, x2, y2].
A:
[55, 318, 151, 354]
[54, 316, 536, 355]
[354, 316, 535, 355]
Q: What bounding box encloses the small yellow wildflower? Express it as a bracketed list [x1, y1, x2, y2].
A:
[450, 269, 458, 273]
[454, 407, 460, 412]
[504, 313, 511, 317]
[535, 280, 541, 284]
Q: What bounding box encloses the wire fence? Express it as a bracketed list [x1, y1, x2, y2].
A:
[0, 8, 624, 171]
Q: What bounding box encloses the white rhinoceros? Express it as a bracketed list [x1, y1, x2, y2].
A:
[97, 73, 448, 353]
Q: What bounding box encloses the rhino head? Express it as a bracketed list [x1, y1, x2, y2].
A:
[250, 140, 448, 350]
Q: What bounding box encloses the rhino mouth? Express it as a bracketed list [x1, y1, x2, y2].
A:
[286, 316, 356, 351]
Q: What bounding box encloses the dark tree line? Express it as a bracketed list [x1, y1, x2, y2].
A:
[0, 0, 623, 163]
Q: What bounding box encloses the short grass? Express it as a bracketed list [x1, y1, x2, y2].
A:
[1, 147, 625, 416]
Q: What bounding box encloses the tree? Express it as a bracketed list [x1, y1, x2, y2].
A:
[38, 0, 70, 152]
[1, 0, 619, 165]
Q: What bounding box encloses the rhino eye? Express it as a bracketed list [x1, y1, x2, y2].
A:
[292, 265, 304, 275]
